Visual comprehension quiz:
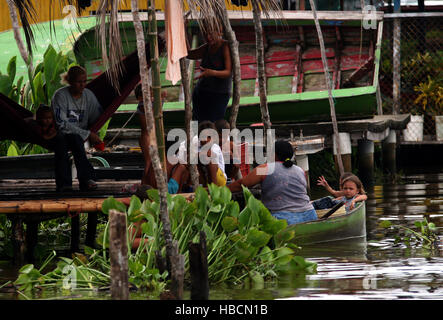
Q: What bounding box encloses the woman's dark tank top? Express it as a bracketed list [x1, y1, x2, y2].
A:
[197, 43, 232, 94]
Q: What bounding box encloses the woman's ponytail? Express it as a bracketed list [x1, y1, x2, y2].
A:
[283, 157, 294, 168]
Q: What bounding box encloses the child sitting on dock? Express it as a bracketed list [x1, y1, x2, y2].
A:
[35, 105, 57, 140]
[313, 173, 367, 212]
[197, 121, 227, 187]
[214, 119, 242, 182]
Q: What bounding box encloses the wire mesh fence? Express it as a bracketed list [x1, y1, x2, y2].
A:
[379, 13, 443, 141]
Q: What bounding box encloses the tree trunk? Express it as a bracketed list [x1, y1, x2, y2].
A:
[180, 57, 199, 189]
[7, 0, 36, 104]
[148, 0, 167, 173]
[131, 0, 176, 294]
[251, 0, 272, 149]
[219, 1, 241, 129]
[308, 0, 344, 176]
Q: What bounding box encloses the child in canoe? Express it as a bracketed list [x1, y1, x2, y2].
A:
[313, 173, 367, 212]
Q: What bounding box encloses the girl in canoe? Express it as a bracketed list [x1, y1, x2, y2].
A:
[228, 140, 317, 225]
[313, 173, 367, 212]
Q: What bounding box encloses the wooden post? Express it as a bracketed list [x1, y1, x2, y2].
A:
[25, 221, 38, 263]
[382, 129, 397, 175]
[109, 209, 129, 300]
[392, 0, 401, 115]
[10, 217, 25, 265]
[309, 0, 345, 177]
[332, 132, 352, 173]
[295, 154, 310, 195]
[189, 231, 209, 300]
[70, 213, 80, 253]
[170, 240, 184, 300]
[357, 139, 374, 187]
[85, 211, 98, 248]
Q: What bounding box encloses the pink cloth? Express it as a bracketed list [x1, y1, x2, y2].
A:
[165, 0, 188, 85]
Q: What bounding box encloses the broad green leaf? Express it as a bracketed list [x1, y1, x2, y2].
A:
[241, 185, 253, 202]
[7, 144, 19, 157]
[101, 196, 127, 215]
[147, 188, 159, 203]
[228, 201, 240, 218]
[229, 233, 242, 243]
[19, 264, 35, 274]
[274, 247, 294, 265]
[235, 242, 253, 263]
[7, 56, 16, 83]
[128, 195, 142, 218]
[261, 219, 287, 235]
[221, 216, 238, 233]
[247, 228, 271, 247]
[379, 220, 392, 229]
[238, 207, 251, 227]
[259, 246, 273, 263]
[275, 229, 295, 244]
[249, 271, 264, 289]
[0, 74, 12, 95]
[247, 196, 261, 214]
[428, 222, 437, 231]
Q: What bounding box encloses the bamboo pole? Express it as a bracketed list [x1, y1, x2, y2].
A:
[180, 57, 199, 189]
[219, 1, 241, 129]
[131, 0, 178, 300]
[148, 0, 167, 173]
[109, 209, 129, 300]
[251, 0, 272, 149]
[308, 0, 344, 176]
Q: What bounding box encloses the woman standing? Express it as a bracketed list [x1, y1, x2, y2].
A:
[51, 66, 103, 192]
[187, 26, 232, 122]
[228, 140, 318, 225]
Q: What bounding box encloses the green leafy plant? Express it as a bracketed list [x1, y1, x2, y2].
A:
[414, 76, 443, 116]
[23, 45, 76, 112]
[9, 185, 317, 297]
[0, 56, 24, 104]
[379, 218, 439, 250]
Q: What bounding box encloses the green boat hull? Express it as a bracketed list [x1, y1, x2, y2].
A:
[160, 87, 376, 128]
[287, 201, 366, 245]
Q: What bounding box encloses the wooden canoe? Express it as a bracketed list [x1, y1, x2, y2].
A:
[287, 200, 366, 245]
[72, 11, 384, 129]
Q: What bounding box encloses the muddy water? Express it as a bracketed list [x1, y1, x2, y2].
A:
[0, 172, 442, 300]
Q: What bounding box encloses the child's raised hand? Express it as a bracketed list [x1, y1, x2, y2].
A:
[317, 176, 330, 188]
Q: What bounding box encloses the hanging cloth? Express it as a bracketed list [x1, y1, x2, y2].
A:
[164, 0, 188, 85]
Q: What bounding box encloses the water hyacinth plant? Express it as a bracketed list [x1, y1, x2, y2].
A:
[379, 218, 439, 250]
[9, 185, 317, 297]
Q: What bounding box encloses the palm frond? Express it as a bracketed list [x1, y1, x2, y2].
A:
[9, 0, 38, 58]
[96, 0, 125, 92]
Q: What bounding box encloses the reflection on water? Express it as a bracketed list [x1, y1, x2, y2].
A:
[0, 172, 442, 300]
[276, 171, 443, 300]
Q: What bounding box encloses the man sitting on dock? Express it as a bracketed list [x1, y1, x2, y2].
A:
[51, 66, 103, 192]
